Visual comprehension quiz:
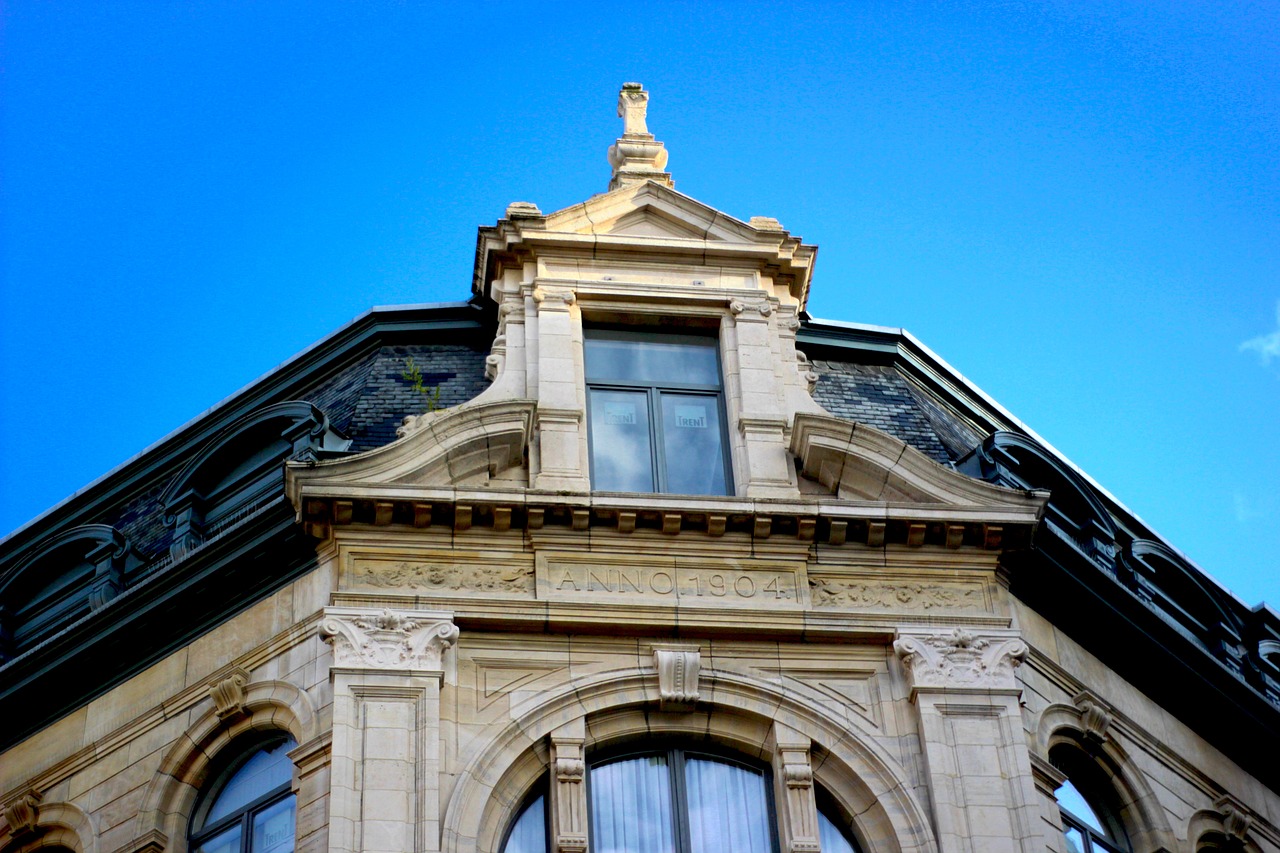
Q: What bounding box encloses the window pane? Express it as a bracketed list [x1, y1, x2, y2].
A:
[1063, 825, 1087, 853]
[206, 739, 297, 825]
[1056, 779, 1106, 836]
[588, 389, 655, 492]
[818, 810, 860, 853]
[193, 825, 241, 853]
[585, 335, 720, 386]
[659, 394, 727, 496]
[252, 797, 296, 853]
[590, 756, 676, 853]
[503, 795, 547, 853]
[684, 758, 771, 853]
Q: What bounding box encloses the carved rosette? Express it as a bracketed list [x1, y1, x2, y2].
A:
[320, 607, 458, 671]
[893, 629, 1027, 691]
[654, 648, 701, 704]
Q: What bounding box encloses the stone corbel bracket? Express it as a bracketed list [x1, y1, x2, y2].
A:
[893, 628, 1028, 694]
[1215, 794, 1255, 846]
[320, 607, 458, 672]
[653, 646, 701, 707]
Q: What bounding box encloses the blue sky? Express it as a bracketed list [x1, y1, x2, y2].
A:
[2, 2, 1277, 605]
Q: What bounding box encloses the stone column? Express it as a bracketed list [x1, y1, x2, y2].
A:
[320, 607, 459, 853]
[893, 629, 1040, 853]
[549, 720, 589, 853]
[769, 722, 821, 853]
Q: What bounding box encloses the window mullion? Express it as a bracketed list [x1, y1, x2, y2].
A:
[650, 387, 666, 492]
[671, 749, 693, 853]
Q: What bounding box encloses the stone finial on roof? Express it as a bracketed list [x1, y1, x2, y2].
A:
[607, 82, 673, 191]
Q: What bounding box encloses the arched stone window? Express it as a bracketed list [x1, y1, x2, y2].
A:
[188, 737, 297, 853]
[1051, 747, 1131, 853]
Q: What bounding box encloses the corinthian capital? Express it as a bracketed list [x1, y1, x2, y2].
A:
[893, 628, 1027, 691]
[320, 607, 458, 671]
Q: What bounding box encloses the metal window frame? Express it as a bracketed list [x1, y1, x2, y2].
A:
[584, 330, 734, 496]
[188, 739, 296, 853]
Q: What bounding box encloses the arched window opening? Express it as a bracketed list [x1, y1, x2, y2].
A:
[501, 788, 548, 853]
[189, 737, 297, 853]
[814, 787, 865, 853]
[1051, 748, 1130, 853]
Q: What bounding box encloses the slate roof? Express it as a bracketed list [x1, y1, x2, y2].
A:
[809, 360, 984, 464]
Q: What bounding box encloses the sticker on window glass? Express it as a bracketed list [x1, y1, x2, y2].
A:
[604, 402, 636, 425]
[673, 405, 707, 429]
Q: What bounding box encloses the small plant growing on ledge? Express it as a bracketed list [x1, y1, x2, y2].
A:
[401, 357, 443, 412]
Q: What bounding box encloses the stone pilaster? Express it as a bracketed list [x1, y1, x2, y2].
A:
[725, 297, 799, 497]
[321, 607, 458, 853]
[769, 722, 821, 853]
[894, 629, 1040, 853]
[531, 285, 590, 492]
[549, 720, 589, 853]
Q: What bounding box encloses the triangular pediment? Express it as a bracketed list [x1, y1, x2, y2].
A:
[544, 181, 766, 244]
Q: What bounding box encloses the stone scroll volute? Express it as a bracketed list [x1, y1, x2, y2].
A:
[893, 628, 1028, 692]
[319, 607, 458, 671]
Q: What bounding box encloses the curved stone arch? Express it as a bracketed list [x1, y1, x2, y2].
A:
[1187, 809, 1263, 853]
[286, 399, 535, 498]
[1035, 703, 1177, 853]
[0, 801, 97, 853]
[443, 663, 938, 853]
[133, 679, 318, 853]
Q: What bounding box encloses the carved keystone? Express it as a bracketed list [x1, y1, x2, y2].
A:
[1073, 690, 1114, 742]
[3, 791, 41, 838]
[209, 669, 250, 719]
[1215, 795, 1253, 844]
[654, 647, 701, 705]
[893, 629, 1027, 692]
[320, 607, 458, 671]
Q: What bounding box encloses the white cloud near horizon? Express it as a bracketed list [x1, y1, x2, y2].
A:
[1239, 300, 1280, 367]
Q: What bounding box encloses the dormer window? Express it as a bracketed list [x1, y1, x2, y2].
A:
[585, 329, 732, 496]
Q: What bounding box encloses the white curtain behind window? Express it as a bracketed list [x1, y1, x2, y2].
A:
[590, 756, 676, 853]
[684, 758, 771, 853]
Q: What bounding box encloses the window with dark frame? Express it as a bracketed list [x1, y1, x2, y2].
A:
[189, 737, 297, 853]
[584, 329, 732, 496]
[499, 745, 865, 853]
[1051, 749, 1131, 853]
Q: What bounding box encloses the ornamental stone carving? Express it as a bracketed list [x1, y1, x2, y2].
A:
[654, 647, 700, 704]
[729, 298, 774, 318]
[1073, 690, 1114, 742]
[320, 607, 458, 671]
[893, 629, 1027, 691]
[208, 669, 249, 719]
[3, 791, 40, 837]
[353, 561, 534, 595]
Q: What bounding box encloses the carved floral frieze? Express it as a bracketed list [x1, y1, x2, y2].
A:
[809, 578, 986, 612]
[352, 561, 534, 595]
[320, 607, 458, 671]
[893, 629, 1027, 691]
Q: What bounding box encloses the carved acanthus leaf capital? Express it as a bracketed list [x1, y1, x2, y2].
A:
[320, 607, 458, 671]
[894, 629, 1027, 691]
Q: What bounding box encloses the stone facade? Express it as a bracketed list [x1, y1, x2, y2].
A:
[1, 85, 1277, 853]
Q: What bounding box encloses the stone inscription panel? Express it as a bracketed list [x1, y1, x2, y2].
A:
[538, 553, 807, 608]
